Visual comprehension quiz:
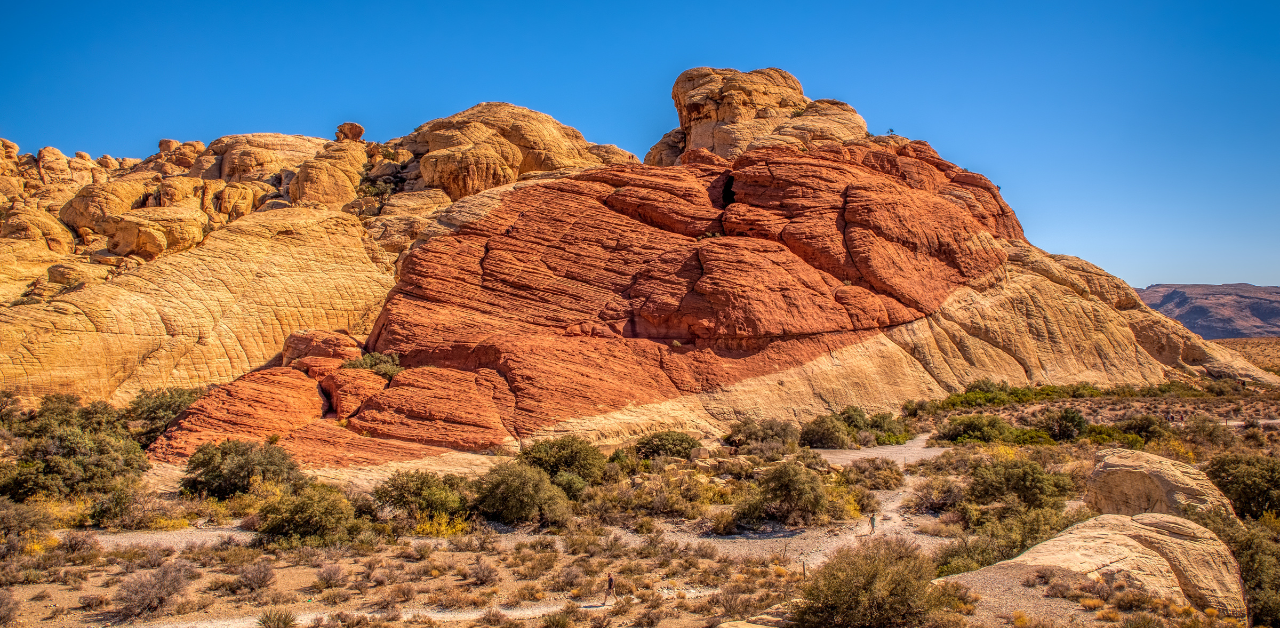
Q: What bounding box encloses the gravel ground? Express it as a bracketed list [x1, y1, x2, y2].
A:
[59, 525, 254, 549]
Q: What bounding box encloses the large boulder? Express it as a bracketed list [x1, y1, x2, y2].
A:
[401, 102, 637, 200]
[290, 140, 369, 211]
[203, 133, 329, 183]
[1011, 514, 1244, 616]
[645, 67, 867, 165]
[945, 514, 1247, 623]
[1086, 449, 1237, 518]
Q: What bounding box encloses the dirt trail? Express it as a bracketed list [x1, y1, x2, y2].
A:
[815, 433, 943, 467]
[139, 588, 718, 628]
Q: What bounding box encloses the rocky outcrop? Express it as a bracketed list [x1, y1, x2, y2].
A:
[0, 207, 394, 404]
[1137, 283, 1280, 339]
[149, 367, 441, 467]
[645, 68, 867, 165]
[1086, 449, 1236, 518]
[1003, 514, 1244, 616]
[396, 102, 637, 200]
[280, 330, 364, 366]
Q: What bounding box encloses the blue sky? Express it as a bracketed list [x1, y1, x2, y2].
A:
[3, 1, 1277, 288]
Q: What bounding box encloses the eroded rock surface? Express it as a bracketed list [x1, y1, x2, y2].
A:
[1086, 449, 1236, 518]
[0, 208, 394, 404]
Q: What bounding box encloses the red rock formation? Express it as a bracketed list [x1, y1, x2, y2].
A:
[141, 68, 1276, 469]
[150, 367, 439, 467]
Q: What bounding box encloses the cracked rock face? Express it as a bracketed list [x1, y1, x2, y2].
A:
[1085, 449, 1237, 518]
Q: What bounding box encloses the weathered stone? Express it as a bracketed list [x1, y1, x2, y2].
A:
[1086, 449, 1237, 518]
[321, 369, 388, 419]
[998, 514, 1246, 616]
[281, 330, 364, 366]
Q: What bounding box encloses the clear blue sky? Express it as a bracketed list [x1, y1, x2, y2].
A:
[3, 1, 1277, 289]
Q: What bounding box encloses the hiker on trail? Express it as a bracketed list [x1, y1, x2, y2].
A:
[603, 572, 615, 605]
[869, 513, 877, 533]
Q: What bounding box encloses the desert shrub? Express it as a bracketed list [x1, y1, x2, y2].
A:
[90, 478, 182, 530]
[259, 609, 298, 628]
[519, 436, 607, 485]
[1204, 454, 1280, 519]
[236, 561, 276, 591]
[635, 432, 699, 460]
[841, 458, 904, 490]
[1180, 415, 1236, 448]
[0, 394, 150, 501]
[800, 415, 851, 449]
[124, 387, 205, 448]
[934, 414, 1052, 445]
[742, 462, 827, 525]
[257, 483, 357, 543]
[313, 564, 347, 590]
[552, 472, 589, 500]
[1187, 508, 1280, 627]
[372, 471, 468, 520]
[0, 497, 53, 556]
[907, 477, 967, 513]
[1204, 378, 1245, 397]
[935, 415, 1014, 443]
[724, 418, 799, 447]
[1082, 424, 1145, 449]
[114, 559, 195, 617]
[1115, 415, 1173, 442]
[833, 408, 914, 445]
[473, 462, 572, 526]
[1033, 408, 1087, 441]
[935, 506, 1095, 576]
[0, 589, 16, 626]
[340, 352, 403, 381]
[968, 460, 1074, 509]
[794, 536, 937, 628]
[182, 439, 306, 498]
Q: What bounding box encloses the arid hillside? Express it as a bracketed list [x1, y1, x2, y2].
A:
[1138, 283, 1280, 339]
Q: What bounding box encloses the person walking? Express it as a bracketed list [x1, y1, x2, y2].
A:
[869, 513, 877, 534]
[602, 572, 615, 605]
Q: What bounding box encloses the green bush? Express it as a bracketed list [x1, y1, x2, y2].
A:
[737, 461, 828, 525]
[935, 415, 1014, 443]
[1115, 414, 1173, 442]
[935, 415, 1052, 445]
[551, 471, 588, 500]
[473, 462, 572, 526]
[372, 470, 468, 520]
[1082, 424, 1145, 449]
[124, 387, 204, 448]
[0, 394, 151, 501]
[968, 459, 1074, 509]
[635, 431, 699, 460]
[935, 505, 1095, 576]
[1204, 454, 1280, 519]
[724, 418, 799, 447]
[794, 536, 937, 628]
[1186, 508, 1280, 627]
[1180, 415, 1236, 448]
[257, 483, 357, 542]
[1033, 408, 1087, 441]
[835, 408, 914, 445]
[518, 436, 606, 484]
[182, 439, 306, 498]
[800, 415, 851, 449]
[340, 352, 404, 381]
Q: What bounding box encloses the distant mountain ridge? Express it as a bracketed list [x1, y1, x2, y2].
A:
[1137, 283, 1280, 339]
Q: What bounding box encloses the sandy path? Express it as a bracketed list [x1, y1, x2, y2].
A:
[814, 434, 943, 467]
[58, 525, 254, 549]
